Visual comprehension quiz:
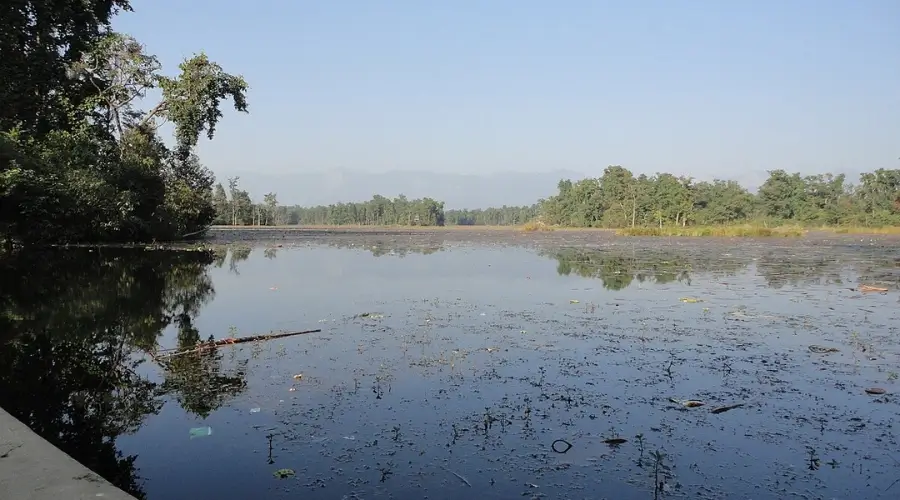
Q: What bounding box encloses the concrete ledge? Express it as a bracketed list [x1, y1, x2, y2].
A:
[0, 407, 137, 500]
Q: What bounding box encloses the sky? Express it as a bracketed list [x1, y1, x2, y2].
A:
[114, 0, 900, 200]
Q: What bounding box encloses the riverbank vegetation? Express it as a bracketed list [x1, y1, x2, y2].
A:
[616, 225, 805, 238]
[216, 166, 900, 236]
[1, 1, 248, 246]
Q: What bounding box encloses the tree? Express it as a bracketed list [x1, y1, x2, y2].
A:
[1, 4, 249, 244]
[227, 176, 240, 225]
[263, 192, 278, 225]
[212, 183, 229, 224]
[0, 0, 133, 138]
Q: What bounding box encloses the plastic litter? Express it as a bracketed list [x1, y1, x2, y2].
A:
[189, 426, 212, 439]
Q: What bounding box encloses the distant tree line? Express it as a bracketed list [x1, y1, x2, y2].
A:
[444, 205, 540, 226]
[2, 1, 248, 246]
[208, 177, 543, 227]
[215, 166, 900, 229]
[538, 166, 900, 228]
[210, 178, 450, 226]
[288, 194, 447, 226]
[220, 165, 900, 229]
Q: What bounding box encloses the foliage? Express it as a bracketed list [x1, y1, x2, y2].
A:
[290, 194, 447, 226]
[0, 248, 248, 497]
[0, 3, 248, 244]
[207, 162, 900, 233]
[445, 205, 540, 226]
[210, 178, 449, 227]
[538, 165, 900, 230]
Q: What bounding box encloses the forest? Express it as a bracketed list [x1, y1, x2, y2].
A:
[1, 1, 248, 246]
[214, 165, 900, 229]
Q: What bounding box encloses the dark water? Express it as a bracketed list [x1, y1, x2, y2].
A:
[2, 235, 900, 499]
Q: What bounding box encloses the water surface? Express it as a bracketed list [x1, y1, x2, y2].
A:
[2, 234, 899, 499]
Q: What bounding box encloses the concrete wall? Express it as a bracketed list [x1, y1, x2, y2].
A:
[0, 407, 137, 500]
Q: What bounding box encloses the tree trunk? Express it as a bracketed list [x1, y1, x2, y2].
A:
[631, 196, 637, 227]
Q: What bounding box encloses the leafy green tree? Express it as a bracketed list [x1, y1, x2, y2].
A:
[212, 183, 229, 224]
[1, 3, 248, 244]
[531, 165, 900, 229]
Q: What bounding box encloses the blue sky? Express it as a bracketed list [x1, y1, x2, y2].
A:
[116, 0, 899, 184]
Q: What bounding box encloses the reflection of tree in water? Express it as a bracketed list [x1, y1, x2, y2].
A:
[211, 242, 443, 275]
[0, 248, 247, 498]
[755, 252, 844, 289]
[324, 238, 444, 258]
[227, 246, 252, 273]
[553, 250, 637, 290]
[854, 256, 900, 286]
[545, 248, 750, 291]
[158, 315, 248, 419]
[209, 246, 253, 274]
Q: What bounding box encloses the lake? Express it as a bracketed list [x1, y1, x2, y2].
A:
[2, 230, 899, 499]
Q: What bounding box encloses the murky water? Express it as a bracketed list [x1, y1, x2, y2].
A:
[2, 233, 899, 499]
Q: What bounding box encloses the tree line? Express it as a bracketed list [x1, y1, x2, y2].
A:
[210, 178, 452, 226]
[538, 165, 900, 228]
[209, 175, 541, 227]
[1, 1, 248, 246]
[216, 165, 900, 229]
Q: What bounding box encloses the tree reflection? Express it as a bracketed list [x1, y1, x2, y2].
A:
[0, 248, 247, 498]
[756, 251, 845, 289]
[158, 314, 248, 419]
[545, 247, 749, 290]
[324, 238, 444, 257]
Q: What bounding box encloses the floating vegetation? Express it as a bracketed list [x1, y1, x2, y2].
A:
[7, 233, 900, 500]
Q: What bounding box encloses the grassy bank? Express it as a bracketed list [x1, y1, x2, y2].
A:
[210, 224, 519, 231]
[208, 223, 900, 237]
[824, 226, 900, 235]
[615, 225, 806, 237]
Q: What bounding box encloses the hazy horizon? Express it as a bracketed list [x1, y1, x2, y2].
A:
[115, 0, 899, 208]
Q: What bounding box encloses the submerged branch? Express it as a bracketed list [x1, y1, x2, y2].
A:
[154, 329, 321, 360]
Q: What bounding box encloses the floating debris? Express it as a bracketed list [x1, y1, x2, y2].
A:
[679, 297, 703, 303]
[443, 467, 471, 487]
[711, 403, 745, 414]
[858, 284, 888, 293]
[603, 438, 627, 446]
[865, 387, 887, 395]
[808, 345, 840, 354]
[292, 374, 303, 380]
[273, 468, 295, 479]
[569, 299, 580, 304]
[155, 329, 321, 360]
[551, 439, 572, 453]
[189, 427, 212, 439]
[669, 398, 705, 408]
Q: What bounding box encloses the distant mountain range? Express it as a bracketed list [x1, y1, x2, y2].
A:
[213, 169, 590, 209]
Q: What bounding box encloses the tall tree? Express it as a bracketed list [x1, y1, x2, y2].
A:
[1, 4, 249, 244]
